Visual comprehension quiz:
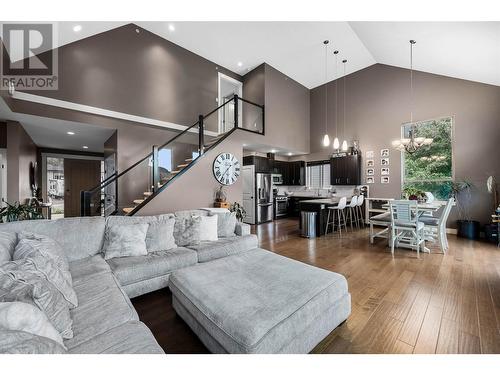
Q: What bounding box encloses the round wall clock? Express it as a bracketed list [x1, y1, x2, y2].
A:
[213, 153, 240, 185]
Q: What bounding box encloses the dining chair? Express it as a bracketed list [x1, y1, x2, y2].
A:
[420, 198, 454, 253]
[325, 197, 348, 236]
[347, 195, 358, 230]
[389, 200, 425, 257]
[356, 194, 365, 227]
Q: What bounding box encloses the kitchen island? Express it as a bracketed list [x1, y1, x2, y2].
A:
[298, 197, 351, 237]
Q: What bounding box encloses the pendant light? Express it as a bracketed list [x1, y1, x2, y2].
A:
[341, 59, 348, 152]
[392, 40, 433, 153]
[333, 50, 340, 150]
[322, 40, 330, 147]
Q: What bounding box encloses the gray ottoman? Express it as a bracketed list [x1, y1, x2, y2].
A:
[169, 248, 351, 354]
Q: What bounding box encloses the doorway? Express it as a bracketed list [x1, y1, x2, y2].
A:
[218, 73, 243, 134]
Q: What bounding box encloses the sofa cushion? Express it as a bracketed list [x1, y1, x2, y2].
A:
[106, 214, 176, 253]
[0, 217, 106, 262]
[69, 255, 111, 284]
[174, 209, 209, 218]
[106, 247, 198, 287]
[199, 215, 218, 242]
[174, 216, 202, 247]
[0, 302, 65, 346]
[68, 321, 164, 354]
[103, 224, 149, 260]
[213, 212, 237, 238]
[64, 271, 138, 349]
[0, 330, 67, 354]
[186, 234, 258, 262]
[169, 248, 349, 354]
[0, 231, 17, 264]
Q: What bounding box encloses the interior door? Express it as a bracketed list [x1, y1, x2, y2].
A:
[64, 158, 101, 217]
[242, 165, 255, 224]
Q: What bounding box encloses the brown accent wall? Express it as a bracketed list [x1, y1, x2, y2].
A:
[6, 121, 37, 203]
[303, 64, 500, 225]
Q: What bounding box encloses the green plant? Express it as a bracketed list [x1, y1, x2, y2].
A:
[402, 185, 426, 200]
[451, 180, 474, 221]
[0, 200, 44, 223]
[229, 202, 246, 222]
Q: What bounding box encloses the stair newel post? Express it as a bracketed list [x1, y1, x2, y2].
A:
[234, 94, 239, 129]
[152, 145, 159, 193]
[198, 115, 204, 155]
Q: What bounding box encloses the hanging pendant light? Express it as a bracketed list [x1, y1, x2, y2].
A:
[392, 40, 433, 154]
[333, 50, 340, 150]
[322, 40, 330, 147]
[341, 59, 348, 152]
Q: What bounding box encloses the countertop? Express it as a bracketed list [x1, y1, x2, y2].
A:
[299, 197, 349, 205]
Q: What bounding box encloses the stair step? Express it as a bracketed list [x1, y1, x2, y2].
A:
[143, 192, 153, 197]
[177, 163, 189, 168]
[170, 170, 181, 174]
[185, 158, 193, 162]
[123, 207, 134, 214]
[133, 199, 144, 205]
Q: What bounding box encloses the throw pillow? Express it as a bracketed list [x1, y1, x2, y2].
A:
[199, 215, 218, 242]
[0, 267, 73, 339]
[0, 302, 64, 346]
[214, 212, 237, 238]
[0, 330, 67, 354]
[14, 232, 72, 285]
[2, 255, 78, 308]
[102, 223, 149, 260]
[146, 218, 177, 252]
[173, 216, 202, 247]
[0, 231, 17, 264]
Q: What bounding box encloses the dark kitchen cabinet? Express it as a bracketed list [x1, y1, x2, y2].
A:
[330, 155, 361, 185]
[243, 157, 305, 185]
[243, 156, 270, 173]
[289, 161, 305, 185]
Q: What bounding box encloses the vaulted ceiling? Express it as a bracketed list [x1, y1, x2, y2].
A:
[1, 21, 499, 89]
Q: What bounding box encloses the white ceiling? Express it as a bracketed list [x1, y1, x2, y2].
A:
[2, 21, 498, 88]
[0, 98, 115, 153]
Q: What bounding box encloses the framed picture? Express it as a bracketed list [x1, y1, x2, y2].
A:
[381, 167, 390, 175]
[366, 168, 374, 176]
[381, 149, 390, 157]
[381, 158, 390, 166]
[381, 176, 390, 184]
[367, 159, 374, 167]
[366, 150, 374, 158]
[366, 176, 374, 184]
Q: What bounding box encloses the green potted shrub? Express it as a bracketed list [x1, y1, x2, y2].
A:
[0, 200, 43, 223]
[229, 202, 246, 222]
[451, 180, 480, 239]
[402, 185, 426, 201]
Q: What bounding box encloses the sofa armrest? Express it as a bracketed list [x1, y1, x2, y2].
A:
[235, 222, 251, 236]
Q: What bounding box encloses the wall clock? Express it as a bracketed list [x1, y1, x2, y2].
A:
[213, 153, 240, 185]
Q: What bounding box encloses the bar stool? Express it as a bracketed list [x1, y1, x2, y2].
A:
[356, 194, 365, 227]
[325, 197, 348, 236]
[347, 195, 358, 230]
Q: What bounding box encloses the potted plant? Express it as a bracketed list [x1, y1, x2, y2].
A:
[451, 180, 480, 239]
[0, 200, 43, 223]
[402, 185, 426, 201]
[229, 202, 246, 222]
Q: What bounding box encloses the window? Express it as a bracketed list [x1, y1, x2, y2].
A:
[306, 161, 331, 189]
[402, 116, 453, 199]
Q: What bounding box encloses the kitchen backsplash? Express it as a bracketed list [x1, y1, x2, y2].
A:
[277, 185, 367, 197]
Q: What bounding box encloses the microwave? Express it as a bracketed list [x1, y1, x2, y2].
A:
[272, 174, 283, 185]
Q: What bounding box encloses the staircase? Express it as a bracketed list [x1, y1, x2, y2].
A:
[80, 95, 264, 217]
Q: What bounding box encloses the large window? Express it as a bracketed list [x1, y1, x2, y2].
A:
[306, 161, 331, 189]
[402, 116, 453, 199]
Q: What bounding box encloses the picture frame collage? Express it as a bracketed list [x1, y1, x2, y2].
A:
[365, 149, 390, 184]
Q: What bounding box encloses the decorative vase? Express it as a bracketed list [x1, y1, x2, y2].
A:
[215, 186, 227, 202]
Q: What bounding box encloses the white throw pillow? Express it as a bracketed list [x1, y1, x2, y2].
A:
[103, 223, 149, 260]
[0, 232, 17, 264]
[0, 302, 64, 347]
[199, 215, 218, 242]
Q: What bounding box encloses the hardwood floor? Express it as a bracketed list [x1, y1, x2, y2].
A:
[132, 218, 500, 354]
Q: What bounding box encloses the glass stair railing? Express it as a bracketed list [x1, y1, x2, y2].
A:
[80, 95, 264, 216]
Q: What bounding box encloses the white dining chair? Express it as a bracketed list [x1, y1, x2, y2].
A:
[420, 198, 454, 253]
[347, 195, 358, 230]
[356, 194, 365, 227]
[325, 197, 347, 236]
[389, 200, 425, 257]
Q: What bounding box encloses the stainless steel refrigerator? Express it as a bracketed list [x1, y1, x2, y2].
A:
[256, 173, 273, 224]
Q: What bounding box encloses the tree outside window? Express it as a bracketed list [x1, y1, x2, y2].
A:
[402, 117, 453, 199]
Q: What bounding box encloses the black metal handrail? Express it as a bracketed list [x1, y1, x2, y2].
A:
[81, 94, 264, 216]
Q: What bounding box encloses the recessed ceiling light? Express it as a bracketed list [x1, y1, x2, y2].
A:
[82, 146, 88, 149]
[237, 62, 243, 67]
[73, 25, 82, 33]
[168, 24, 175, 32]
[66, 131, 75, 135]
[271, 149, 276, 153]
[288, 152, 293, 156]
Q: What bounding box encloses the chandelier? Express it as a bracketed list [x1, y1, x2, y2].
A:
[392, 40, 433, 154]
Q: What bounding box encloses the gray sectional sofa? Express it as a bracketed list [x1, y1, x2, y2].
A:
[0, 210, 256, 354]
